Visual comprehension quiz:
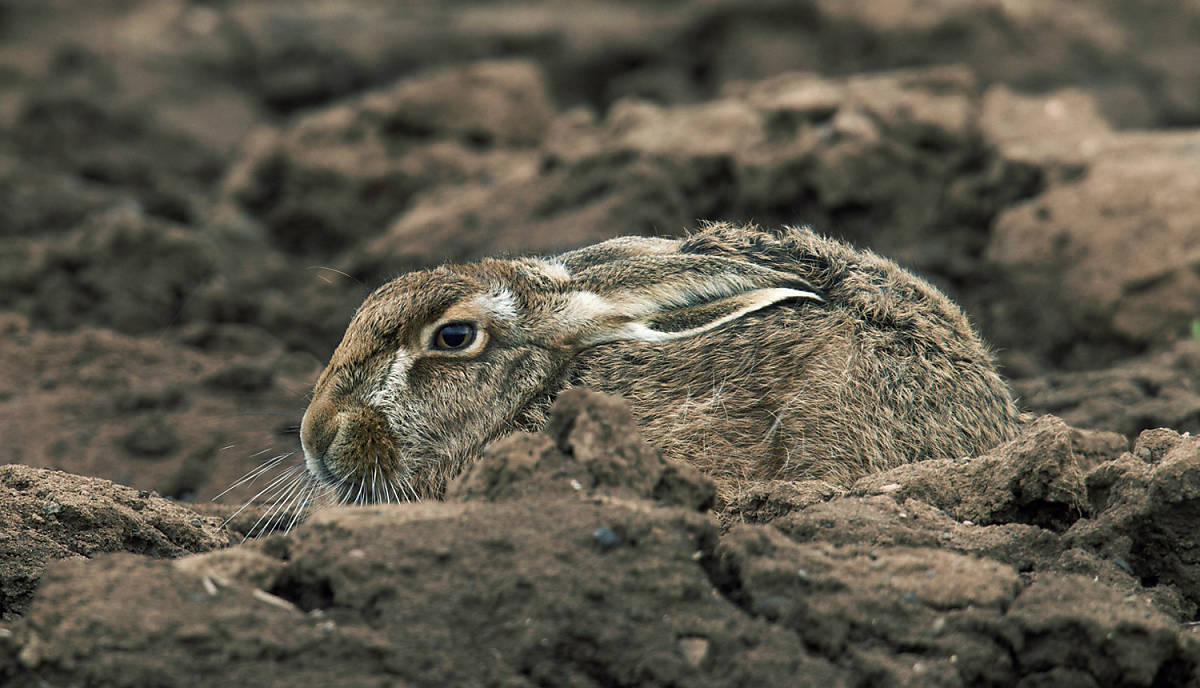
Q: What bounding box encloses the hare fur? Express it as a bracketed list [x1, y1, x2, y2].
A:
[300, 222, 1021, 503]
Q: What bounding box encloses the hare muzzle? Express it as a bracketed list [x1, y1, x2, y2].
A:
[301, 397, 399, 487]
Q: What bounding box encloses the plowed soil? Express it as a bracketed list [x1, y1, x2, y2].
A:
[2, 2, 1200, 686]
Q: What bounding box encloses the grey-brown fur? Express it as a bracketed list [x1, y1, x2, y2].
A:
[300, 222, 1021, 504]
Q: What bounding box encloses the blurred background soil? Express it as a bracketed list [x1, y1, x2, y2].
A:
[1, 1, 1200, 685]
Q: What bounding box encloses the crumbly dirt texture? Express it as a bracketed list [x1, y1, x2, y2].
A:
[2, 2, 1200, 686]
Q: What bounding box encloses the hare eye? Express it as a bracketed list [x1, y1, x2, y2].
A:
[432, 322, 476, 350]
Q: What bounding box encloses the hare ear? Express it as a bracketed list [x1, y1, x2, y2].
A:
[552, 254, 823, 348]
[556, 236, 681, 272]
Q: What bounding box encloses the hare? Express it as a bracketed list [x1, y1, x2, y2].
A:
[299, 222, 1021, 504]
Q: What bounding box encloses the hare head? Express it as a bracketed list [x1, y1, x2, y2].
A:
[300, 223, 1020, 505]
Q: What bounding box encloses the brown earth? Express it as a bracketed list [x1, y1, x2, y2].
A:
[5, 391, 1200, 686]
[2, 1, 1200, 686]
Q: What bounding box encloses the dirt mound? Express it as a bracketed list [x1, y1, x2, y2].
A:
[3, 391, 1199, 686]
[0, 464, 230, 620]
[986, 125, 1200, 373]
[1015, 340, 1200, 437]
[9, 0, 1199, 128]
[234, 63, 1038, 289]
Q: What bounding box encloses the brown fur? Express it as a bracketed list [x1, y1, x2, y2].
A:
[301, 223, 1021, 504]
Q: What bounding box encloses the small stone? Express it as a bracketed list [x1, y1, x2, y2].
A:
[677, 636, 709, 666]
[1113, 557, 1134, 575]
[43, 501, 61, 516]
[18, 636, 41, 668]
[570, 479, 583, 491]
[201, 576, 219, 596]
[190, 518, 203, 528]
[592, 527, 621, 550]
[252, 589, 298, 612]
[755, 596, 793, 621]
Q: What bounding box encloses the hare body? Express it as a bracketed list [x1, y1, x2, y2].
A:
[301, 223, 1020, 503]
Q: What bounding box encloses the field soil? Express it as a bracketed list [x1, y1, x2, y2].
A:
[2, 1, 1200, 686]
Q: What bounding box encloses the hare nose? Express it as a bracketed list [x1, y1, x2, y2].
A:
[300, 397, 339, 462]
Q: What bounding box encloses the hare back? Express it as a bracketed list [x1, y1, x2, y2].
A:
[564, 223, 1020, 493]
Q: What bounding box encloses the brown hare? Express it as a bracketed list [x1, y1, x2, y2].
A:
[298, 222, 1021, 505]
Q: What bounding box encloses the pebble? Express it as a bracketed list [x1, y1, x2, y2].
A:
[592, 527, 621, 550]
[755, 596, 792, 621]
[1113, 557, 1134, 575]
[201, 576, 219, 596]
[252, 589, 299, 612]
[677, 636, 709, 666]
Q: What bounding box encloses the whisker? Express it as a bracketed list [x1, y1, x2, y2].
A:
[276, 474, 314, 536]
[352, 471, 367, 506]
[399, 474, 417, 503]
[306, 265, 367, 290]
[212, 451, 294, 501]
[372, 453, 381, 505]
[247, 467, 308, 540]
[253, 470, 306, 535]
[222, 463, 304, 531]
[269, 473, 310, 536]
[283, 477, 318, 534]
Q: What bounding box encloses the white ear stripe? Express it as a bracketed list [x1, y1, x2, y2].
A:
[561, 290, 616, 323]
[580, 287, 821, 345]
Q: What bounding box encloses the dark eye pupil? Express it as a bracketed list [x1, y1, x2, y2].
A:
[434, 323, 475, 350]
